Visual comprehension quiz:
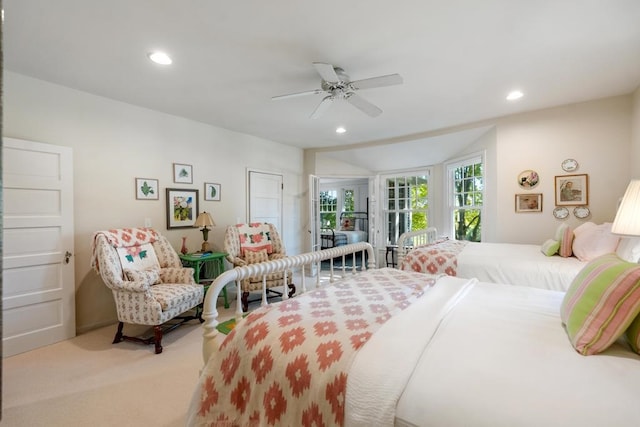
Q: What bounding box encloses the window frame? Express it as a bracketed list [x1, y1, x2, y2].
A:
[380, 169, 431, 245]
[445, 153, 484, 241]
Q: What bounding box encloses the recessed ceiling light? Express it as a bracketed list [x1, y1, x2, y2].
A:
[336, 127, 346, 134]
[506, 90, 524, 101]
[148, 51, 172, 65]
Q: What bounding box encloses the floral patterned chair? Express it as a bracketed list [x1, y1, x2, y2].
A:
[223, 223, 295, 312]
[91, 228, 204, 354]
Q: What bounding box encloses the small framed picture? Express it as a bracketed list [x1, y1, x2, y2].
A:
[135, 178, 159, 200]
[555, 174, 588, 206]
[166, 188, 199, 228]
[515, 193, 542, 212]
[173, 163, 193, 184]
[204, 182, 221, 201]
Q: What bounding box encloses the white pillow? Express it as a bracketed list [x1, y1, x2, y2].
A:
[572, 221, 597, 238]
[616, 236, 640, 263]
[571, 222, 620, 262]
[116, 243, 161, 271]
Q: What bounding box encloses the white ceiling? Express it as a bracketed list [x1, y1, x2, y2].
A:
[4, 1, 640, 168]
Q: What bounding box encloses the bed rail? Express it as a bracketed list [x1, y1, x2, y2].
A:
[200, 242, 376, 365]
[396, 227, 438, 267]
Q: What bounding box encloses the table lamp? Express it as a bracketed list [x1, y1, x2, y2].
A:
[194, 211, 216, 252]
[612, 180, 640, 236]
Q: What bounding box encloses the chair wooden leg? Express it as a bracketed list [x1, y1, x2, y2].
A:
[112, 322, 124, 344]
[153, 325, 163, 354]
[242, 292, 250, 312]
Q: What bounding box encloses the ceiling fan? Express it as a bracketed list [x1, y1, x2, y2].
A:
[272, 62, 403, 119]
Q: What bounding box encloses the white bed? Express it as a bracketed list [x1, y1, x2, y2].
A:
[321, 211, 369, 250]
[187, 244, 640, 427]
[397, 228, 587, 292]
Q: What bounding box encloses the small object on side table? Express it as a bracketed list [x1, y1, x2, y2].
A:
[179, 252, 228, 309]
[180, 236, 188, 255]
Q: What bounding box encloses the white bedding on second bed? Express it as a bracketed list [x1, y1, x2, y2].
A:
[456, 241, 587, 291]
[346, 274, 640, 427]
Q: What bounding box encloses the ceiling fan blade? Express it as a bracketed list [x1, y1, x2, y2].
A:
[310, 96, 334, 119]
[272, 88, 324, 100]
[346, 93, 382, 117]
[313, 62, 341, 83]
[350, 73, 403, 90]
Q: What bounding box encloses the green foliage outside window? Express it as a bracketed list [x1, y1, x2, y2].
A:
[452, 162, 483, 242]
[320, 190, 337, 229]
[385, 175, 429, 244]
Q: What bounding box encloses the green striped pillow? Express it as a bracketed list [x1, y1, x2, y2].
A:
[560, 253, 640, 355]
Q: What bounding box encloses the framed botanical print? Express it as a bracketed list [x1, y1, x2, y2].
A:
[555, 174, 588, 206]
[135, 178, 159, 200]
[173, 163, 193, 184]
[166, 188, 199, 228]
[204, 182, 221, 201]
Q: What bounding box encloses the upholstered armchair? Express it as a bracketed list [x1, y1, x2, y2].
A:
[91, 228, 204, 354]
[223, 223, 295, 312]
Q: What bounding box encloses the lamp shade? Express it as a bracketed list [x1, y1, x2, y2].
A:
[194, 211, 215, 228]
[611, 180, 640, 236]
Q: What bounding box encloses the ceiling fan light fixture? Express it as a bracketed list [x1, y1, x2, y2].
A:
[506, 90, 524, 101]
[273, 62, 403, 119]
[336, 127, 346, 134]
[148, 51, 172, 65]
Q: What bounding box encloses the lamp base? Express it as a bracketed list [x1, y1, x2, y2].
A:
[201, 241, 211, 252]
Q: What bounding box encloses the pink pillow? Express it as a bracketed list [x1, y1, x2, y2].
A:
[571, 223, 620, 262]
[559, 226, 574, 257]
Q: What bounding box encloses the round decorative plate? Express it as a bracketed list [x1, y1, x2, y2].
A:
[561, 158, 578, 172]
[553, 207, 569, 219]
[574, 206, 591, 219]
[518, 170, 539, 188]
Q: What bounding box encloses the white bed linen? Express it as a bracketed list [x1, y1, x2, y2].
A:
[346, 275, 640, 427]
[456, 242, 587, 291]
[341, 230, 368, 244]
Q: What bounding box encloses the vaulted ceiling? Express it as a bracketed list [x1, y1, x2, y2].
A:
[5, 1, 640, 168]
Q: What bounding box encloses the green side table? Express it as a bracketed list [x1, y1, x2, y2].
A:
[179, 252, 229, 308]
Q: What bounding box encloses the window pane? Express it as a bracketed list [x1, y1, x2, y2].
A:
[384, 173, 429, 244]
[450, 158, 483, 241]
[343, 189, 355, 212]
[453, 209, 481, 242]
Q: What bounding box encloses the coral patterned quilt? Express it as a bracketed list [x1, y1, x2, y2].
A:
[187, 268, 438, 427]
[400, 239, 468, 276]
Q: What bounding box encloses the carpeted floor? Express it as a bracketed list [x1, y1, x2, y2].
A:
[1, 273, 336, 426]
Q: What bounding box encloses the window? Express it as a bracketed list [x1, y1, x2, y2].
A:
[383, 173, 429, 245]
[320, 190, 338, 229]
[448, 156, 483, 241]
[343, 189, 355, 212]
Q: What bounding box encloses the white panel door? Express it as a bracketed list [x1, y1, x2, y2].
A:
[3, 137, 75, 357]
[248, 170, 283, 233]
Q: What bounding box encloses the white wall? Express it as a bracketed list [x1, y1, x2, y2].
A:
[492, 95, 631, 243]
[308, 95, 634, 246]
[4, 72, 305, 332]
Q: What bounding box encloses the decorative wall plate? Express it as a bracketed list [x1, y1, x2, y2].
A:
[573, 206, 591, 219]
[553, 207, 569, 219]
[561, 158, 578, 172]
[518, 170, 539, 188]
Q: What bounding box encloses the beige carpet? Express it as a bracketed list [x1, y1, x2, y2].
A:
[1, 272, 340, 426]
[3, 317, 215, 427]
